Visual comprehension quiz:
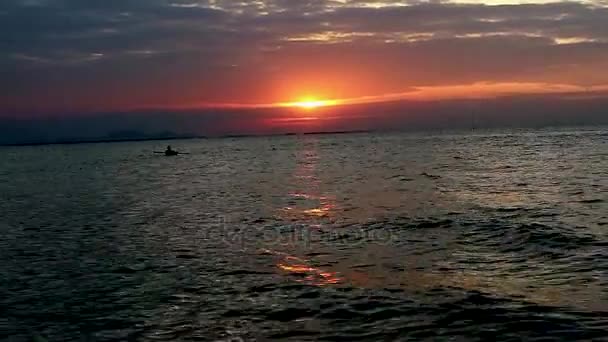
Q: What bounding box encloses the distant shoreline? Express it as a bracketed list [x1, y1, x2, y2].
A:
[3, 126, 604, 147]
[1, 130, 372, 147]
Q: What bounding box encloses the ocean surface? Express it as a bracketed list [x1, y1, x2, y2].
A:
[1, 128, 607, 341]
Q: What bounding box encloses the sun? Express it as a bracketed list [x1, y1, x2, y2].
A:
[296, 100, 326, 109]
[289, 97, 336, 110]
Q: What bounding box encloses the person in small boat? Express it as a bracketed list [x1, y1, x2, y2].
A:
[165, 145, 178, 156]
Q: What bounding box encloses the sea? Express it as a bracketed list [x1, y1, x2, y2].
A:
[1, 128, 607, 341]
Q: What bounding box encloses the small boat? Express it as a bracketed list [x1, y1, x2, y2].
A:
[154, 150, 180, 156]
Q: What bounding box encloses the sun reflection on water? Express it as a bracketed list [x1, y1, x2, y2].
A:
[266, 137, 345, 286]
[277, 138, 339, 222]
[262, 249, 343, 286]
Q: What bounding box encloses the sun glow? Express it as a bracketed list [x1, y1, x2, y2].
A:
[296, 100, 326, 109]
[286, 97, 338, 109]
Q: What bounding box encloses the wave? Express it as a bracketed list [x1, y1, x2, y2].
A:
[358, 214, 600, 258]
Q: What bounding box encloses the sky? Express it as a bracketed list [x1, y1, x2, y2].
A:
[1, 0, 607, 142]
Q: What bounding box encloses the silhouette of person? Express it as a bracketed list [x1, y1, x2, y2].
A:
[165, 145, 177, 156]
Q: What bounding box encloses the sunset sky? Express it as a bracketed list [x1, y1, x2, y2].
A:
[1, 0, 608, 141]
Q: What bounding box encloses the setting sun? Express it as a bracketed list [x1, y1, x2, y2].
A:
[297, 100, 326, 109]
[287, 97, 338, 110]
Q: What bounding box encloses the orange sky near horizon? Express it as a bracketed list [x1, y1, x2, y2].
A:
[132, 82, 608, 112]
[4, 81, 607, 117]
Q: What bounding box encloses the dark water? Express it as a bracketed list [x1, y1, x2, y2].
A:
[2, 129, 607, 341]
